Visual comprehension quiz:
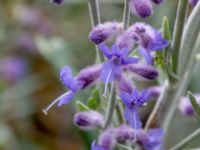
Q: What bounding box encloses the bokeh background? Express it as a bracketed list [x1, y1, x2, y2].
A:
[0, 0, 200, 150]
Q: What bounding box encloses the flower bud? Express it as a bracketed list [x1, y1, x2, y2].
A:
[89, 22, 122, 44]
[147, 86, 164, 99]
[179, 95, 200, 116]
[74, 111, 104, 130]
[116, 125, 135, 143]
[129, 0, 153, 18]
[117, 76, 135, 94]
[189, 0, 199, 7]
[126, 64, 158, 80]
[151, 0, 165, 4]
[98, 128, 117, 150]
[50, 0, 64, 4]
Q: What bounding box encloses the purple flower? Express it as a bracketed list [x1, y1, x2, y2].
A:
[91, 141, 105, 150]
[137, 128, 164, 150]
[147, 86, 164, 99]
[151, 0, 165, 4]
[179, 95, 200, 116]
[120, 89, 150, 129]
[116, 125, 136, 143]
[89, 22, 122, 44]
[189, 0, 199, 7]
[43, 65, 102, 115]
[99, 43, 138, 96]
[74, 111, 104, 130]
[0, 57, 27, 82]
[98, 128, 117, 150]
[129, 0, 153, 18]
[117, 76, 135, 94]
[50, 0, 64, 4]
[125, 64, 158, 80]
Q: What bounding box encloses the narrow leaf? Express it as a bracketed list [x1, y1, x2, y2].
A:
[188, 91, 200, 117]
[76, 101, 90, 112]
[87, 89, 100, 109]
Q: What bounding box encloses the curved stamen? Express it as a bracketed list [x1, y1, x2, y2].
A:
[42, 91, 71, 115]
[103, 66, 113, 97]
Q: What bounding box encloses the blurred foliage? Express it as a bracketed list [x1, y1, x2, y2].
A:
[0, 0, 199, 150]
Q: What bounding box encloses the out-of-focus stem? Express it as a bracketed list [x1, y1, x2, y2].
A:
[103, 84, 116, 129]
[88, 0, 100, 27]
[116, 103, 126, 124]
[88, 0, 101, 63]
[144, 81, 177, 130]
[170, 128, 200, 150]
[123, 0, 130, 30]
[162, 33, 200, 134]
[171, 0, 188, 74]
[178, 1, 200, 77]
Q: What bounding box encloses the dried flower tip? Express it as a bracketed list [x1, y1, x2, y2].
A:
[74, 111, 104, 130]
[126, 64, 158, 80]
[129, 0, 153, 18]
[151, 0, 165, 4]
[50, 0, 64, 4]
[89, 22, 123, 44]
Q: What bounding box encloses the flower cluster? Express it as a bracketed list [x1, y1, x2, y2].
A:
[43, 18, 168, 149]
[45, 1, 171, 149]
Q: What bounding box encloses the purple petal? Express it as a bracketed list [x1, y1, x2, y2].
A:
[100, 60, 121, 83]
[148, 31, 169, 51]
[120, 92, 133, 106]
[139, 47, 153, 65]
[91, 141, 105, 150]
[99, 43, 113, 59]
[124, 107, 142, 129]
[122, 57, 138, 65]
[60, 66, 77, 90]
[57, 91, 75, 107]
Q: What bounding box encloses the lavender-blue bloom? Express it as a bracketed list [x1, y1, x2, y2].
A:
[130, 23, 168, 64]
[50, 0, 64, 4]
[138, 128, 164, 150]
[91, 141, 105, 150]
[129, 0, 153, 18]
[43, 65, 101, 115]
[0, 57, 27, 82]
[189, 0, 199, 7]
[99, 43, 138, 96]
[120, 89, 150, 129]
[117, 76, 135, 94]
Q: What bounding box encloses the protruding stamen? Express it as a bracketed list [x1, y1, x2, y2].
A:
[103, 67, 113, 97]
[42, 91, 71, 115]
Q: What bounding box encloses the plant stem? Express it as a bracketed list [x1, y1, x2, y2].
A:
[169, 128, 200, 150]
[103, 83, 116, 129]
[178, 1, 200, 77]
[123, 0, 130, 30]
[162, 33, 200, 134]
[171, 0, 188, 74]
[88, 0, 101, 27]
[88, 0, 101, 63]
[144, 80, 177, 130]
[116, 103, 126, 124]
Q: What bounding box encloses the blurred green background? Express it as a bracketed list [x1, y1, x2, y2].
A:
[0, 0, 200, 150]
